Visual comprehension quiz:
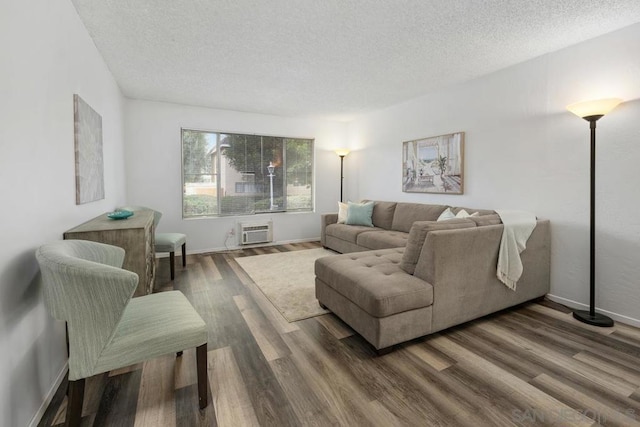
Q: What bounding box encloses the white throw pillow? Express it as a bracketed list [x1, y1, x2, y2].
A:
[337, 202, 348, 223]
[437, 207, 455, 221]
[455, 209, 480, 219]
[438, 208, 480, 221]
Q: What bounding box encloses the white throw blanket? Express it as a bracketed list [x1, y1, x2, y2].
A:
[495, 210, 537, 291]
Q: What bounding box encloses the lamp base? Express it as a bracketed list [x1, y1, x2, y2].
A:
[572, 310, 614, 327]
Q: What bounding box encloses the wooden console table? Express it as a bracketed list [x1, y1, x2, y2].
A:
[64, 210, 156, 296]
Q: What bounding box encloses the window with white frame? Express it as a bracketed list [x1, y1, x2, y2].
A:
[182, 129, 314, 218]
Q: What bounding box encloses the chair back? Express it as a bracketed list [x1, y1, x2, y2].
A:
[36, 240, 138, 379]
[118, 205, 162, 228]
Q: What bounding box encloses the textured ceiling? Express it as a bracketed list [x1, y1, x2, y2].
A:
[71, 0, 640, 120]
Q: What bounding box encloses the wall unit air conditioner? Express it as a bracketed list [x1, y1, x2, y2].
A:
[239, 221, 273, 245]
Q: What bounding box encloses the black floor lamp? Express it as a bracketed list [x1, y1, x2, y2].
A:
[335, 149, 350, 202]
[566, 97, 622, 327]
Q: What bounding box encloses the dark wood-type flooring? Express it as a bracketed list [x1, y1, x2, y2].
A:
[39, 241, 640, 426]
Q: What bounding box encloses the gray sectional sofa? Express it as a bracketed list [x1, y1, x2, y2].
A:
[316, 201, 550, 353]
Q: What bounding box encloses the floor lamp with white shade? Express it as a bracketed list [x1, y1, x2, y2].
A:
[566, 97, 622, 327]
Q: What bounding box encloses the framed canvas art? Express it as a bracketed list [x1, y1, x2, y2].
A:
[74, 94, 104, 204]
[402, 132, 464, 194]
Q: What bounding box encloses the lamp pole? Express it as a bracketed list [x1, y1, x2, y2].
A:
[267, 162, 275, 210]
[588, 117, 598, 319]
[335, 149, 350, 202]
[566, 98, 621, 327]
[339, 155, 345, 202]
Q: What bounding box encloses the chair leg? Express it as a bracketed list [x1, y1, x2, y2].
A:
[170, 251, 175, 280]
[197, 343, 208, 409]
[182, 243, 186, 267]
[65, 323, 70, 396]
[65, 323, 70, 358]
[66, 378, 85, 427]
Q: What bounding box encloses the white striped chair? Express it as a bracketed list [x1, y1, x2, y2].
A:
[36, 240, 208, 426]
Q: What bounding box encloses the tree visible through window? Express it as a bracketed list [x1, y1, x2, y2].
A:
[182, 129, 313, 218]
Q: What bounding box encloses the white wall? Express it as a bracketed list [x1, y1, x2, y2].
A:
[0, 1, 127, 425]
[124, 100, 347, 252]
[347, 23, 640, 324]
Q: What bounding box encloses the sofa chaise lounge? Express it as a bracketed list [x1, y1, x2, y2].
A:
[315, 201, 550, 353]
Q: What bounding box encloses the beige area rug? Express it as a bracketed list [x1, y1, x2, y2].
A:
[235, 248, 336, 322]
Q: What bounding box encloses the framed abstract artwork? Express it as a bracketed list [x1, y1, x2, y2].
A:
[74, 94, 104, 204]
[402, 132, 464, 194]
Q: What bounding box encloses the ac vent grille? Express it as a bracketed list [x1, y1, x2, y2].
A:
[239, 221, 273, 245]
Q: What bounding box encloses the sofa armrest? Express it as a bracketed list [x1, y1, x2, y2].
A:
[414, 220, 550, 333]
[321, 213, 338, 246]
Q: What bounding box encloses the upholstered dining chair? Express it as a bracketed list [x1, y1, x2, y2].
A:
[118, 206, 187, 280]
[36, 240, 207, 427]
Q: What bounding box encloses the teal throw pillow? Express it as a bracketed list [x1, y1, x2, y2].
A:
[346, 201, 374, 227]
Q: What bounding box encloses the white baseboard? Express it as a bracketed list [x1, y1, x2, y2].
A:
[29, 362, 68, 427]
[546, 294, 640, 328]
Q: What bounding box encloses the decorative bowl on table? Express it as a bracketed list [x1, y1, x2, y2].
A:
[107, 210, 134, 220]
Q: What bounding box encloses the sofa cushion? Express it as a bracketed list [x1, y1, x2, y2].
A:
[315, 249, 433, 317]
[470, 213, 502, 226]
[357, 230, 409, 250]
[399, 219, 476, 274]
[325, 223, 384, 244]
[363, 200, 397, 230]
[346, 201, 374, 227]
[391, 203, 449, 232]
